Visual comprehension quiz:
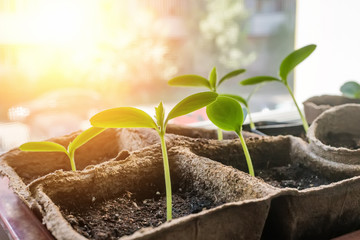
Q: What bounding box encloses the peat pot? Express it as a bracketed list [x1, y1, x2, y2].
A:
[303, 95, 360, 124]
[0, 128, 160, 207]
[307, 103, 360, 175]
[171, 134, 360, 239]
[29, 143, 279, 240]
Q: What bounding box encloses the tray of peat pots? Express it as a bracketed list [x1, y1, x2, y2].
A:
[303, 95, 360, 124]
[169, 131, 360, 239]
[28, 142, 281, 240]
[0, 121, 258, 209]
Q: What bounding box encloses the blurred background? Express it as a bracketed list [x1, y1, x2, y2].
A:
[1, 0, 358, 152]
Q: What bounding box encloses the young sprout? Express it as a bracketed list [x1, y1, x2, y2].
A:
[89, 92, 218, 221]
[240, 44, 317, 133]
[168, 67, 245, 140]
[206, 95, 254, 176]
[19, 127, 105, 171]
[340, 81, 360, 98]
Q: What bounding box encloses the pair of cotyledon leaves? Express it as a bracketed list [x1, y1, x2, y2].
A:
[89, 92, 247, 135]
[20, 127, 105, 160]
[168, 67, 245, 92]
[240, 44, 316, 86]
[168, 67, 248, 106]
[340, 81, 360, 99]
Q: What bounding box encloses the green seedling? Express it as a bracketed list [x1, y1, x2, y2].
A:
[240, 44, 316, 133]
[19, 127, 105, 171]
[168, 67, 247, 139]
[89, 92, 218, 221]
[206, 95, 254, 176]
[340, 81, 360, 98]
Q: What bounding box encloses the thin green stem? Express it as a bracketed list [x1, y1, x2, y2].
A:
[237, 130, 255, 176]
[285, 84, 309, 133]
[217, 128, 223, 140]
[69, 151, 76, 172]
[159, 132, 172, 221]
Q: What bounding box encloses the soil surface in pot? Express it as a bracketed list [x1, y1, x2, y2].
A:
[257, 162, 332, 190]
[323, 132, 360, 149]
[61, 189, 223, 240]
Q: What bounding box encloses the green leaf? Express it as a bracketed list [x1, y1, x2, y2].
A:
[279, 44, 316, 83]
[209, 67, 217, 90]
[340, 81, 360, 99]
[168, 75, 210, 89]
[20, 141, 67, 153]
[165, 92, 218, 125]
[155, 102, 165, 127]
[240, 76, 281, 85]
[206, 96, 244, 134]
[68, 127, 105, 154]
[220, 94, 248, 107]
[218, 69, 246, 86]
[90, 107, 157, 129]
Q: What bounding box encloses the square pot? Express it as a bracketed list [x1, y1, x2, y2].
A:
[0, 128, 160, 207]
[169, 135, 360, 239]
[29, 144, 279, 240]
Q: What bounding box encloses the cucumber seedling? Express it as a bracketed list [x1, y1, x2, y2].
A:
[240, 44, 317, 133]
[90, 92, 218, 221]
[340, 81, 360, 99]
[19, 127, 105, 171]
[206, 95, 254, 176]
[168, 67, 250, 139]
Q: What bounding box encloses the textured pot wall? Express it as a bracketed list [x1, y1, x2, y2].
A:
[29, 144, 279, 240]
[166, 134, 360, 239]
[307, 104, 360, 165]
[303, 95, 360, 124]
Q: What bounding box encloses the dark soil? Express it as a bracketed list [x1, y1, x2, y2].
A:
[61, 189, 223, 240]
[257, 162, 331, 190]
[324, 132, 360, 149]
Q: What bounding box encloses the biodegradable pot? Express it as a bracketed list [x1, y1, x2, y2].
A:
[0, 128, 161, 207]
[307, 104, 360, 167]
[303, 95, 360, 124]
[29, 144, 280, 240]
[169, 134, 360, 239]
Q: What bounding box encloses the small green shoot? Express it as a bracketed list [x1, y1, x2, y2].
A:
[240, 44, 317, 133]
[19, 127, 105, 171]
[90, 92, 218, 221]
[169, 67, 246, 139]
[340, 81, 360, 99]
[206, 96, 254, 176]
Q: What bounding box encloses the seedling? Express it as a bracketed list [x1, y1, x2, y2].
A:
[206, 95, 254, 176]
[340, 81, 360, 98]
[89, 92, 218, 221]
[240, 44, 317, 133]
[19, 127, 105, 171]
[168, 67, 247, 139]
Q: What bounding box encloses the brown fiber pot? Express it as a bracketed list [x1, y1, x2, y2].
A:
[307, 104, 360, 167]
[303, 95, 360, 124]
[169, 135, 360, 239]
[29, 143, 280, 240]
